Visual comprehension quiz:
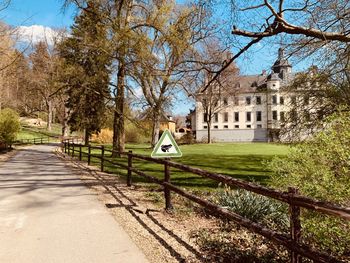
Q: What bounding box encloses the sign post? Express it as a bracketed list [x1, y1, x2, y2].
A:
[151, 129, 182, 158]
[151, 129, 181, 211]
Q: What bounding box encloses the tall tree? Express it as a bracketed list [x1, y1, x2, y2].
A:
[0, 21, 15, 111]
[29, 41, 59, 130]
[132, 1, 217, 146]
[59, 0, 111, 145]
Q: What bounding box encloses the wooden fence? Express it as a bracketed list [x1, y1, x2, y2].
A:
[63, 140, 350, 263]
[14, 136, 51, 145]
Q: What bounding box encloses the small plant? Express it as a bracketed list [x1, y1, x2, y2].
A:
[212, 186, 289, 231]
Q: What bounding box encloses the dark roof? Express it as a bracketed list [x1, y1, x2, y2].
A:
[233, 74, 267, 93]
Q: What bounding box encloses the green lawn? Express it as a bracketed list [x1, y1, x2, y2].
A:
[71, 142, 290, 190]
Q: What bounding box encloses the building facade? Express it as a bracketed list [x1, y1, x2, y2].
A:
[192, 48, 300, 142]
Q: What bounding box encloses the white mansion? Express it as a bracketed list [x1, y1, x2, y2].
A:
[191, 48, 313, 142]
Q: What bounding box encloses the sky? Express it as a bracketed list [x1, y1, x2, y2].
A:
[0, 0, 309, 116]
[2, 0, 74, 28]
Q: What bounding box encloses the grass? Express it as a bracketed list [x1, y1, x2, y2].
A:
[71, 142, 290, 190]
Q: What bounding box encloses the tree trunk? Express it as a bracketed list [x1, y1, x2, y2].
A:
[62, 106, 69, 137]
[206, 120, 211, 144]
[112, 63, 125, 157]
[151, 109, 161, 147]
[47, 99, 52, 131]
[84, 129, 90, 146]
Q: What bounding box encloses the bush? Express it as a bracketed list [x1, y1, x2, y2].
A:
[0, 108, 21, 146]
[268, 111, 350, 256]
[91, 128, 113, 144]
[177, 132, 195, 144]
[212, 186, 289, 231]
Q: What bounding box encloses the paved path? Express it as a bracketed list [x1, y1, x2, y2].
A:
[0, 144, 148, 263]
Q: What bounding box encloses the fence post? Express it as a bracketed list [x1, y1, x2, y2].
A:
[101, 145, 105, 172]
[64, 141, 67, 153]
[67, 141, 70, 155]
[34, 138, 36, 144]
[127, 150, 132, 186]
[79, 144, 82, 161]
[289, 187, 302, 263]
[88, 145, 91, 165]
[164, 159, 173, 211]
[72, 143, 75, 157]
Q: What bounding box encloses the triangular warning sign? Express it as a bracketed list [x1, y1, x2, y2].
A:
[151, 129, 182, 158]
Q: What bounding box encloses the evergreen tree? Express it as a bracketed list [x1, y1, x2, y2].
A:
[59, 1, 111, 145]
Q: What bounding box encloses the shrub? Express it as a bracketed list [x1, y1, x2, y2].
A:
[268, 111, 350, 256]
[212, 186, 289, 231]
[177, 132, 195, 144]
[91, 128, 113, 144]
[0, 108, 21, 146]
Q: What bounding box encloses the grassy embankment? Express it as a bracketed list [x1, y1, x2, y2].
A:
[74, 142, 290, 189]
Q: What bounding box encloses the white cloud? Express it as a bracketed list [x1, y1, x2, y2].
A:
[16, 25, 62, 46]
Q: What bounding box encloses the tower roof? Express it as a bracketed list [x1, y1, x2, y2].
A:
[272, 48, 291, 73]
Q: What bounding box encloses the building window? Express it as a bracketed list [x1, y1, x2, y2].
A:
[203, 113, 208, 122]
[246, 97, 251, 105]
[234, 96, 239, 105]
[246, 125, 251, 128]
[214, 125, 218, 129]
[234, 112, 239, 122]
[234, 125, 239, 129]
[280, 111, 285, 122]
[223, 98, 228, 106]
[224, 125, 228, 129]
[272, 110, 278, 120]
[213, 113, 218, 122]
[280, 96, 284, 105]
[223, 112, 228, 122]
[246, 112, 251, 122]
[256, 96, 261, 105]
[256, 111, 262, 122]
[203, 125, 207, 129]
[257, 124, 262, 128]
[272, 95, 277, 105]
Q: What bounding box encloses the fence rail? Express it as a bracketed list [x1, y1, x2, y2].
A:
[14, 136, 51, 145]
[62, 140, 349, 263]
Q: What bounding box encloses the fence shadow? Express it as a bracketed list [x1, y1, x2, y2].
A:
[68, 156, 205, 263]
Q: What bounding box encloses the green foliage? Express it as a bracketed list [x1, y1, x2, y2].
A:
[177, 133, 195, 144]
[268, 111, 350, 255]
[58, 0, 111, 137]
[212, 186, 289, 231]
[125, 122, 150, 144]
[0, 108, 21, 145]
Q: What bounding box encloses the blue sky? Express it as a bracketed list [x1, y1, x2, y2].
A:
[1, 0, 310, 115]
[2, 0, 75, 28]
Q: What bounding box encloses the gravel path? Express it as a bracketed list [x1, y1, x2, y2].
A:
[0, 144, 149, 263]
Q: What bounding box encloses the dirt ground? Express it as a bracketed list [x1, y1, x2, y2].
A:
[55, 149, 217, 263]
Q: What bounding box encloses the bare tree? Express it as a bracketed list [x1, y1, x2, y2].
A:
[193, 42, 239, 143]
[205, 1, 350, 89]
